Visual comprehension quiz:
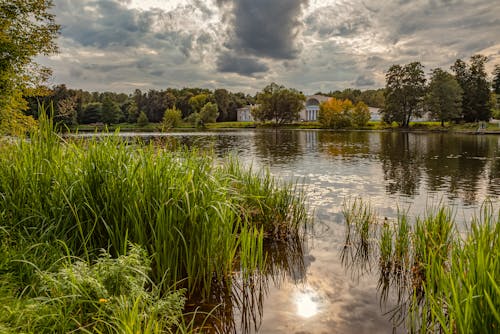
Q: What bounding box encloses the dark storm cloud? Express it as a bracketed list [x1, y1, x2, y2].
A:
[53, 0, 204, 58]
[56, 0, 156, 49]
[220, 0, 308, 60]
[216, 52, 269, 76]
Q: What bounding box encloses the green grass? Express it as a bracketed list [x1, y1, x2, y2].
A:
[342, 200, 500, 333]
[0, 107, 308, 333]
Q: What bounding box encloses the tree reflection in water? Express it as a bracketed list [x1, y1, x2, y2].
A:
[187, 235, 308, 333]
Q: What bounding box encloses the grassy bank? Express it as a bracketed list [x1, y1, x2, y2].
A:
[0, 111, 308, 333]
[71, 120, 500, 133]
[342, 199, 500, 333]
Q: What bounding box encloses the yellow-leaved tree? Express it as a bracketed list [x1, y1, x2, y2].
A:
[319, 98, 370, 129]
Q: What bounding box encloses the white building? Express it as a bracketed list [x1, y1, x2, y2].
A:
[236, 95, 332, 122]
[299, 95, 331, 121]
[369, 107, 382, 121]
[237, 105, 255, 122]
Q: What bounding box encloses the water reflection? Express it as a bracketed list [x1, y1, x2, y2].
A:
[253, 130, 303, 164]
[295, 288, 320, 318]
[191, 236, 309, 333]
[379, 133, 423, 196]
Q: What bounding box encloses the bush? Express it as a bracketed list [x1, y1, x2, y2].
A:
[350, 102, 370, 127]
[137, 111, 149, 126]
[492, 109, 500, 120]
[2, 245, 185, 334]
[318, 98, 352, 128]
[162, 107, 182, 130]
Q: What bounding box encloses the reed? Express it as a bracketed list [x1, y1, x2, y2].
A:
[0, 106, 308, 332]
[342, 200, 500, 333]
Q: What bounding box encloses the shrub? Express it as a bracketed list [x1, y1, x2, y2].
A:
[162, 107, 182, 130]
[350, 101, 370, 127]
[318, 98, 352, 128]
[137, 111, 149, 126]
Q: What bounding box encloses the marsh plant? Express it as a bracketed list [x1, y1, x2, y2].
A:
[0, 107, 309, 333]
[342, 200, 500, 333]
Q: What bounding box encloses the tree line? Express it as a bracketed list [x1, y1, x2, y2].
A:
[22, 84, 387, 128]
[23, 86, 256, 126]
[383, 55, 499, 127]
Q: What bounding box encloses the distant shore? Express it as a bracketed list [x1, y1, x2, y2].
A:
[70, 120, 500, 134]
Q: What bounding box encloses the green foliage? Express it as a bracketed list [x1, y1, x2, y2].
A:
[492, 108, 500, 120]
[451, 55, 491, 122]
[1, 245, 186, 333]
[137, 110, 149, 126]
[342, 201, 500, 333]
[80, 102, 102, 124]
[493, 64, 500, 95]
[253, 83, 305, 125]
[0, 90, 37, 135]
[188, 94, 211, 114]
[199, 102, 219, 123]
[383, 62, 426, 127]
[162, 106, 182, 130]
[185, 112, 203, 128]
[351, 101, 370, 127]
[0, 107, 308, 299]
[426, 68, 463, 126]
[101, 97, 122, 125]
[0, 0, 59, 132]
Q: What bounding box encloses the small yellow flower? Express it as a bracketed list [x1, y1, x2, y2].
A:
[99, 298, 108, 303]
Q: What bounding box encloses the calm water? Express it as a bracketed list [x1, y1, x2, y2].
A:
[83, 130, 500, 333]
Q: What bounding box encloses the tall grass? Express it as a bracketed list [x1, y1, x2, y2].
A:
[342, 200, 500, 333]
[0, 107, 309, 332]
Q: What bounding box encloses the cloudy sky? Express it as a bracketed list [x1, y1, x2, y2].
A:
[39, 0, 500, 94]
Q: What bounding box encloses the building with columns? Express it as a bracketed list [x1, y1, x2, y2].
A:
[236, 95, 332, 122]
[299, 95, 331, 121]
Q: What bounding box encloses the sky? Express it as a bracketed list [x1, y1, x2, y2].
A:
[39, 0, 500, 95]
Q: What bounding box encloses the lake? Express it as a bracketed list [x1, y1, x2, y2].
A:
[83, 129, 499, 333]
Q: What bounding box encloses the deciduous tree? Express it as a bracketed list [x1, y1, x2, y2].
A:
[318, 98, 352, 128]
[0, 0, 59, 133]
[199, 102, 219, 124]
[426, 68, 462, 126]
[253, 83, 305, 126]
[162, 106, 182, 130]
[101, 98, 121, 125]
[382, 62, 426, 127]
[451, 55, 491, 122]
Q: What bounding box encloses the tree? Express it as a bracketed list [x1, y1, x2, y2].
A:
[162, 106, 182, 130]
[199, 102, 219, 124]
[214, 89, 231, 122]
[382, 62, 426, 127]
[493, 65, 500, 95]
[351, 101, 370, 127]
[318, 98, 353, 128]
[56, 96, 78, 126]
[188, 94, 211, 114]
[253, 83, 305, 126]
[0, 0, 59, 133]
[451, 55, 491, 122]
[80, 102, 102, 124]
[491, 64, 500, 110]
[137, 111, 149, 126]
[101, 98, 121, 125]
[425, 68, 462, 126]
